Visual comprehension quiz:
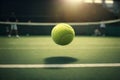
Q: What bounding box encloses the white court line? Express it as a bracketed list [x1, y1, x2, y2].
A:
[0, 63, 120, 68]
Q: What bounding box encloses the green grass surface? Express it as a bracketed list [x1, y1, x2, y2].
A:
[0, 68, 120, 80]
[0, 36, 120, 80]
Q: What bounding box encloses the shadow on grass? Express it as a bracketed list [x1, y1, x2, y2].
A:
[44, 56, 78, 69]
[44, 56, 78, 64]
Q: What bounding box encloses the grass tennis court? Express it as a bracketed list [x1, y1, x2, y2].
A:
[0, 36, 120, 80]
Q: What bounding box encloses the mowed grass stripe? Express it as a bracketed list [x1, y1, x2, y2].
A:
[0, 46, 120, 50]
[0, 63, 120, 68]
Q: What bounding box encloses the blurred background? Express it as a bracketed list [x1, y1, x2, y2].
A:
[0, 0, 120, 36]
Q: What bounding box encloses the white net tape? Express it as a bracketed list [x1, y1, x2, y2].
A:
[0, 19, 120, 26]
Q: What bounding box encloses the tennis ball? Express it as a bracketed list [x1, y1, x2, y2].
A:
[51, 23, 75, 45]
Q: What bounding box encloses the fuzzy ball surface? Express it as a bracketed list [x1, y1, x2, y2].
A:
[51, 23, 75, 45]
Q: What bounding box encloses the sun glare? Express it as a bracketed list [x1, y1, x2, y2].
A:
[106, 0, 113, 4]
[85, 0, 113, 4]
[64, 0, 83, 4]
[66, 0, 83, 3]
[62, 0, 113, 4]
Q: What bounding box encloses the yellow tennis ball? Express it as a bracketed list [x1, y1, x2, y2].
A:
[51, 23, 75, 45]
